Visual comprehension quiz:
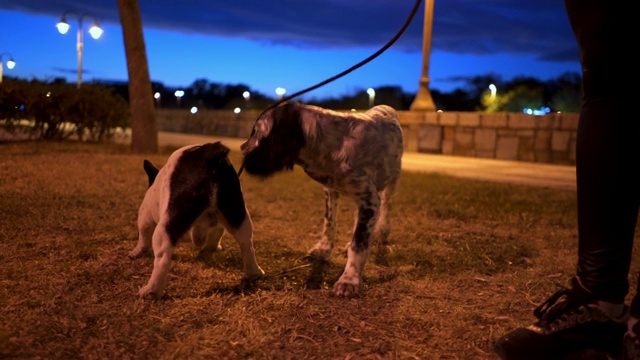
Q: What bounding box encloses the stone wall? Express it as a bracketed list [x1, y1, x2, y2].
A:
[156, 109, 579, 165]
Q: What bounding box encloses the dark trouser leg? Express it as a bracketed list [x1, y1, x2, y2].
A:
[565, 0, 640, 306]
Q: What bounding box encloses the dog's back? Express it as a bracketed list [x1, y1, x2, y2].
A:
[159, 143, 247, 242]
[131, 141, 264, 299]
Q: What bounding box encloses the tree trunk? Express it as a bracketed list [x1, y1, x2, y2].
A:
[117, 0, 158, 154]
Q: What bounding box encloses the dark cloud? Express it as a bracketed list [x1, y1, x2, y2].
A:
[0, 0, 577, 62]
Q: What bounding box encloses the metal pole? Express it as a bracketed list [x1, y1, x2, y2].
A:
[77, 16, 84, 88]
[410, 0, 436, 111]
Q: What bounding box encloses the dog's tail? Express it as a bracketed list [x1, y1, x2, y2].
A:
[143, 160, 160, 187]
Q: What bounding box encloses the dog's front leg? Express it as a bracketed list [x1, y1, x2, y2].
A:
[138, 225, 174, 299]
[333, 189, 379, 297]
[191, 210, 223, 252]
[308, 187, 339, 260]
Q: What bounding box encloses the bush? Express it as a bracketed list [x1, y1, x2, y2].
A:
[0, 79, 130, 141]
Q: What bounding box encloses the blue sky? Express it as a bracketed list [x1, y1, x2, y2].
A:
[0, 0, 580, 101]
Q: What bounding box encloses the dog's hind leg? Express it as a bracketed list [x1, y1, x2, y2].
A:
[374, 175, 400, 249]
[333, 187, 380, 297]
[308, 187, 339, 260]
[223, 210, 265, 280]
[129, 208, 155, 259]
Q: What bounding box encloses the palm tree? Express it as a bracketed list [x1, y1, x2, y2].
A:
[117, 0, 158, 154]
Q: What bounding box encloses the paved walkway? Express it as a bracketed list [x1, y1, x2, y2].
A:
[156, 131, 577, 191]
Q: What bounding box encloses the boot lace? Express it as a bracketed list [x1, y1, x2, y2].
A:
[531, 286, 602, 333]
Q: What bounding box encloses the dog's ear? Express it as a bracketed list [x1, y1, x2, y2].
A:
[143, 160, 160, 187]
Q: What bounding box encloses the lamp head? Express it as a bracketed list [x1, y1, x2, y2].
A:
[6, 59, 16, 69]
[56, 17, 70, 34]
[88, 24, 103, 39]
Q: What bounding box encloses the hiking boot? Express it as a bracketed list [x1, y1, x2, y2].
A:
[494, 277, 628, 360]
[623, 318, 640, 360]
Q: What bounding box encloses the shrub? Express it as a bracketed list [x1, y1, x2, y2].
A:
[0, 79, 130, 141]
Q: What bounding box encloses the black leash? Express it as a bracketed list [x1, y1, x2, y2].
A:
[237, 0, 423, 176]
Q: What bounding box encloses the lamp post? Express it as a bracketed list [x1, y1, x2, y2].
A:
[489, 83, 497, 102]
[0, 52, 16, 84]
[367, 88, 376, 108]
[56, 11, 104, 88]
[410, 0, 436, 111]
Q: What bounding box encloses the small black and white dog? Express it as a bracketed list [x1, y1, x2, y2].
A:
[129, 142, 264, 299]
[241, 102, 403, 297]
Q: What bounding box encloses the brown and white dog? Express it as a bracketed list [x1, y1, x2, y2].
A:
[240, 103, 403, 297]
[129, 142, 264, 299]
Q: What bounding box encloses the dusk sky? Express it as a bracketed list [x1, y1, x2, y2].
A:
[0, 0, 580, 101]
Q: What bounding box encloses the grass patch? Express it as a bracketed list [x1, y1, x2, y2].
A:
[1, 140, 638, 359]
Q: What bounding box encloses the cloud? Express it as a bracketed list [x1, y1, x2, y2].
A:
[0, 0, 577, 62]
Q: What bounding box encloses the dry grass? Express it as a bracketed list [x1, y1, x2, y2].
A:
[1, 140, 638, 360]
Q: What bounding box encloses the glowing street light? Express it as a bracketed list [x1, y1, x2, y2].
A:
[367, 88, 376, 108]
[56, 11, 104, 88]
[275, 87, 286, 100]
[0, 52, 16, 83]
[489, 83, 497, 101]
[174, 90, 184, 107]
[153, 92, 161, 107]
[242, 91, 250, 101]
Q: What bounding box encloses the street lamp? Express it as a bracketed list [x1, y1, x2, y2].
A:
[489, 83, 497, 101]
[56, 11, 104, 88]
[275, 87, 286, 100]
[0, 52, 16, 83]
[242, 91, 251, 109]
[174, 90, 184, 107]
[367, 88, 376, 108]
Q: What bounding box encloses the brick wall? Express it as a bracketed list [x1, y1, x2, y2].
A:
[157, 109, 578, 165]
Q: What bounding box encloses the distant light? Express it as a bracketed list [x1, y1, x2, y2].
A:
[46, 92, 51, 97]
[367, 88, 375, 96]
[154, 92, 161, 99]
[190, 106, 198, 114]
[242, 91, 250, 101]
[174, 90, 184, 97]
[523, 106, 551, 116]
[88, 24, 103, 39]
[5, 59, 15, 69]
[234, 107, 241, 114]
[275, 87, 286, 97]
[489, 84, 497, 100]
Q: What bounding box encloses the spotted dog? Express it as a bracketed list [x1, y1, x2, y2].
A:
[241, 102, 403, 297]
[129, 142, 264, 299]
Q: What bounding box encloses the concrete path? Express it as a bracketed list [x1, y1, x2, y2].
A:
[157, 131, 577, 191]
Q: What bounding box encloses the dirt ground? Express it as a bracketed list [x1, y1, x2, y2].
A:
[1, 141, 638, 359]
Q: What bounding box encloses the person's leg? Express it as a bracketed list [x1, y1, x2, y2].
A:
[495, 1, 639, 358]
[571, 1, 639, 307]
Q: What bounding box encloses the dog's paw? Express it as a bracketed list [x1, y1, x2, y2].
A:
[332, 275, 362, 297]
[307, 246, 332, 261]
[138, 284, 164, 300]
[128, 247, 147, 259]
